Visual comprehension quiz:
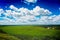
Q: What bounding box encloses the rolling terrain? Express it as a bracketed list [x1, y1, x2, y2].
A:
[0, 25, 60, 40]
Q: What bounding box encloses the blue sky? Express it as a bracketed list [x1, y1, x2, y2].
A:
[0, 0, 59, 14]
[0, 0, 60, 25]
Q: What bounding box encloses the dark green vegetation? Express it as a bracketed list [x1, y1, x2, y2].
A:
[0, 33, 20, 40]
[0, 25, 60, 40]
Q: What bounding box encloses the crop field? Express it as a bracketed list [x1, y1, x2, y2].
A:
[0, 25, 60, 40]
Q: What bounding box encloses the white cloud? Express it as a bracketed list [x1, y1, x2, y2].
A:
[59, 8, 60, 10]
[10, 5, 18, 11]
[25, 0, 37, 3]
[0, 5, 60, 25]
[0, 9, 5, 16]
[24, 0, 37, 5]
[52, 15, 60, 22]
[31, 6, 52, 16]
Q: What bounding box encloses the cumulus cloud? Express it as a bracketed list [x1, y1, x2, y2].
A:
[24, 0, 37, 5]
[59, 8, 60, 10]
[0, 5, 60, 25]
[10, 5, 18, 11]
[33, 15, 60, 25]
[31, 6, 52, 16]
[0, 9, 4, 16]
[25, 0, 37, 3]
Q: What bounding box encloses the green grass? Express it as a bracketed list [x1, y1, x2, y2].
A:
[0, 25, 59, 40]
[0, 33, 20, 40]
[0, 26, 57, 36]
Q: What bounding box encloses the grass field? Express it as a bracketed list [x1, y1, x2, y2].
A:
[0, 33, 20, 40]
[0, 25, 60, 40]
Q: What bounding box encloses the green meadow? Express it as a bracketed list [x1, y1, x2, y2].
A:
[0, 25, 60, 40]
